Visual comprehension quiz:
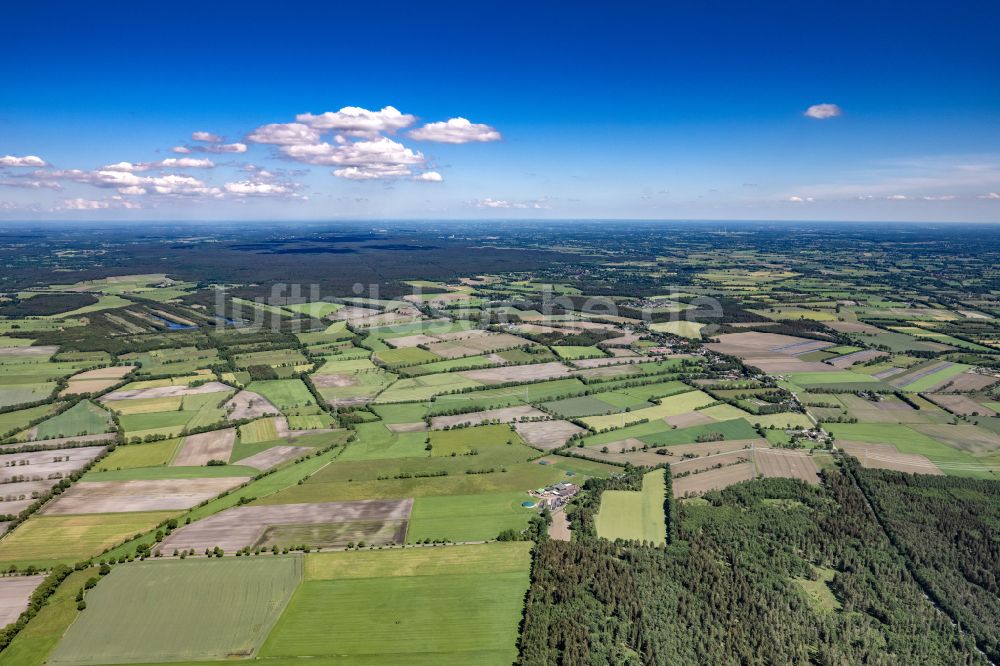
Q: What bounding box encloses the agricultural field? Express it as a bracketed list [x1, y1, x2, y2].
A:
[261, 543, 532, 665]
[595, 469, 667, 544]
[47, 557, 302, 664]
[2, 223, 1000, 663]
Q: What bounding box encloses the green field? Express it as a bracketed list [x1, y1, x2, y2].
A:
[373, 372, 483, 404]
[825, 422, 995, 478]
[376, 346, 441, 367]
[88, 439, 183, 472]
[340, 422, 429, 460]
[407, 491, 536, 542]
[32, 400, 112, 439]
[257, 461, 563, 504]
[47, 557, 302, 665]
[0, 567, 99, 666]
[595, 469, 666, 545]
[428, 424, 519, 456]
[0, 402, 62, 437]
[260, 543, 531, 665]
[0, 512, 179, 567]
[247, 379, 317, 411]
[581, 389, 715, 431]
[552, 345, 606, 360]
[282, 301, 344, 318]
[239, 417, 279, 443]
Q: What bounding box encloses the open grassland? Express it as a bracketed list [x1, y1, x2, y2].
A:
[595, 469, 666, 545]
[552, 345, 606, 360]
[47, 557, 302, 665]
[407, 491, 536, 542]
[246, 379, 317, 411]
[32, 400, 111, 440]
[0, 512, 178, 567]
[88, 438, 182, 472]
[429, 424, 521, 456]
[238, 417, 280, 443]
[0, 402, 62, 437]
[339, 422, 429, 460]
[260, 543, 531, 665]
[282, 301, 344, 318]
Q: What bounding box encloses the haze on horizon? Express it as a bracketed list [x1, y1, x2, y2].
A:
[1, 1, 998, 223]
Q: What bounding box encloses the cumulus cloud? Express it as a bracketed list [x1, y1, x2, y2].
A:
[296, 106, 415, 136]
[804, 103, 842, 120]
[333, 165, 413, 180]
[0, 155, 48, 167]
[922, 195, 956, 201]
[192, 131, 222, 143]
[101, 161, 147, 172]
[980, 192, 1000, 200]
[247, 123, 321, 146]
[414, 171, 443, 182]
[409, 117, 501, 144]
[885, 194, 909, 200]
[786, 195, 815, 203]
[223, 180, 294, 195]
[58, 196, 141, 211]
[281, 136, 425, 180]
[172, 146, 191, 154]
[157, 157, 215, 168]
[48, 168, 221, 197]
[0, 178, 62, 190]
[201, 142, 247, 154]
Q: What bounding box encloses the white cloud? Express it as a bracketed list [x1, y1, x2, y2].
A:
[192, 131, 222, 143]
[922, 195, 956, 201]
[224, 180, 294, 195]
[474, 197, 549, 209]
[0, 178, 62, 190]
[118, 186, 148, 195]
[61, 198, 109, 210]
[102, 161, 147, 172]
[885, 194, 909, 200]
[786, 195, 815, 203]
[171, 146, 191, 154]
[0, 155, 48, 167]
[296, 106, 415, 136]
[282, 136, 425, 180]
[333, 165, 412, 180]
[247, 123, 320, 146]
[980, 192, 1000, 200]
[202, 142, 247, 154]
[58, 196, 140, 210]
[409, 117, 501, 144]
[804, 103, 842, 120]
[414, 171, 443, 182]
[157, 157, 215, 169]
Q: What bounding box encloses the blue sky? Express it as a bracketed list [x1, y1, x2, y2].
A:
[1, 1, 998, 221]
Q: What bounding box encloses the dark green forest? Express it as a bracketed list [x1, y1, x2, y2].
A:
[518, 468, 993, 665]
